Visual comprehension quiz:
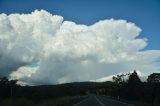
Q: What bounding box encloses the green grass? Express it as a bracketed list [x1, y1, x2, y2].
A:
[0, 98, 35, 106]
[0, 95, 87, 106]
[37, 95, 87, 106]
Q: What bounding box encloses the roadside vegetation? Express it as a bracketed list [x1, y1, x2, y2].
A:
[0, 71, 160, 106]
[0, 96, 86, 106]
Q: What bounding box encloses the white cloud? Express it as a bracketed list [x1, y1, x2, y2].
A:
[95, 70, 147, 82]
[0, 10, 63, 76]
[0, 10, 160, 85]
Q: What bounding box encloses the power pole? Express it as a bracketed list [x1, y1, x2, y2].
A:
[10, 84, 13, 98]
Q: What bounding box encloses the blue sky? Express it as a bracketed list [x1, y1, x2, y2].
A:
[0, 0, 160, 50]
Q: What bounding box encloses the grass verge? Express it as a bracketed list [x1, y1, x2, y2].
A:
[0, 95, 87, 106]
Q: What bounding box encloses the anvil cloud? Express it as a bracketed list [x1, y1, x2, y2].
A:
[0, 10, 160, 85]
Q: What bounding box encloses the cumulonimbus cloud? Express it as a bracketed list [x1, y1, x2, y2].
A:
[0, 10, 160, 85]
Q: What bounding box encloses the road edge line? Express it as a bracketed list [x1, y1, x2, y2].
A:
[73, 97, 89, 106]
[95, 96, 105, 106]
[104, 97, 135, 106]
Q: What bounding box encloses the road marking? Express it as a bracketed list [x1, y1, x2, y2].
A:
[108, 98, 135, 106]
[73, 97, 89, 106]
[95, 96, 105, 106]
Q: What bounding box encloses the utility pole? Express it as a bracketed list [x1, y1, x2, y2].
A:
[10, 85, 13, 98]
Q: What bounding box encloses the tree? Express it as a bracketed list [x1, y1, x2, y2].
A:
[0, 77, 18, 99]
[128, 70, 141, 85]
[127, 70, 141, 100]
[147, 73, 160, 83]
[112, 75, 123, 83]
[112, 73, 130, 83]
[0, 77, 9, 85]
[147, 73, 160, 106]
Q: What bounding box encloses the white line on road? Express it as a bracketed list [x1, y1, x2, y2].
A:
[73, 97, 89, 106]
[108, 98, 135, 106]
[95, 96, 105, 106]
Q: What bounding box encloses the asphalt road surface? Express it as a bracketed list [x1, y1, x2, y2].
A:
[73, 95, 136, 106]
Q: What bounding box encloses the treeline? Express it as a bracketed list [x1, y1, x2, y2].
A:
[0, 78, 98, 101]
[102, 71, 160, 105]
[0, 71, 160, 105]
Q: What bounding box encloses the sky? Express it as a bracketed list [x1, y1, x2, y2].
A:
[0, 0, 160, 85]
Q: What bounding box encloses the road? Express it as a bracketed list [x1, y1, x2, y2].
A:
[73, 95, 136, 106]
